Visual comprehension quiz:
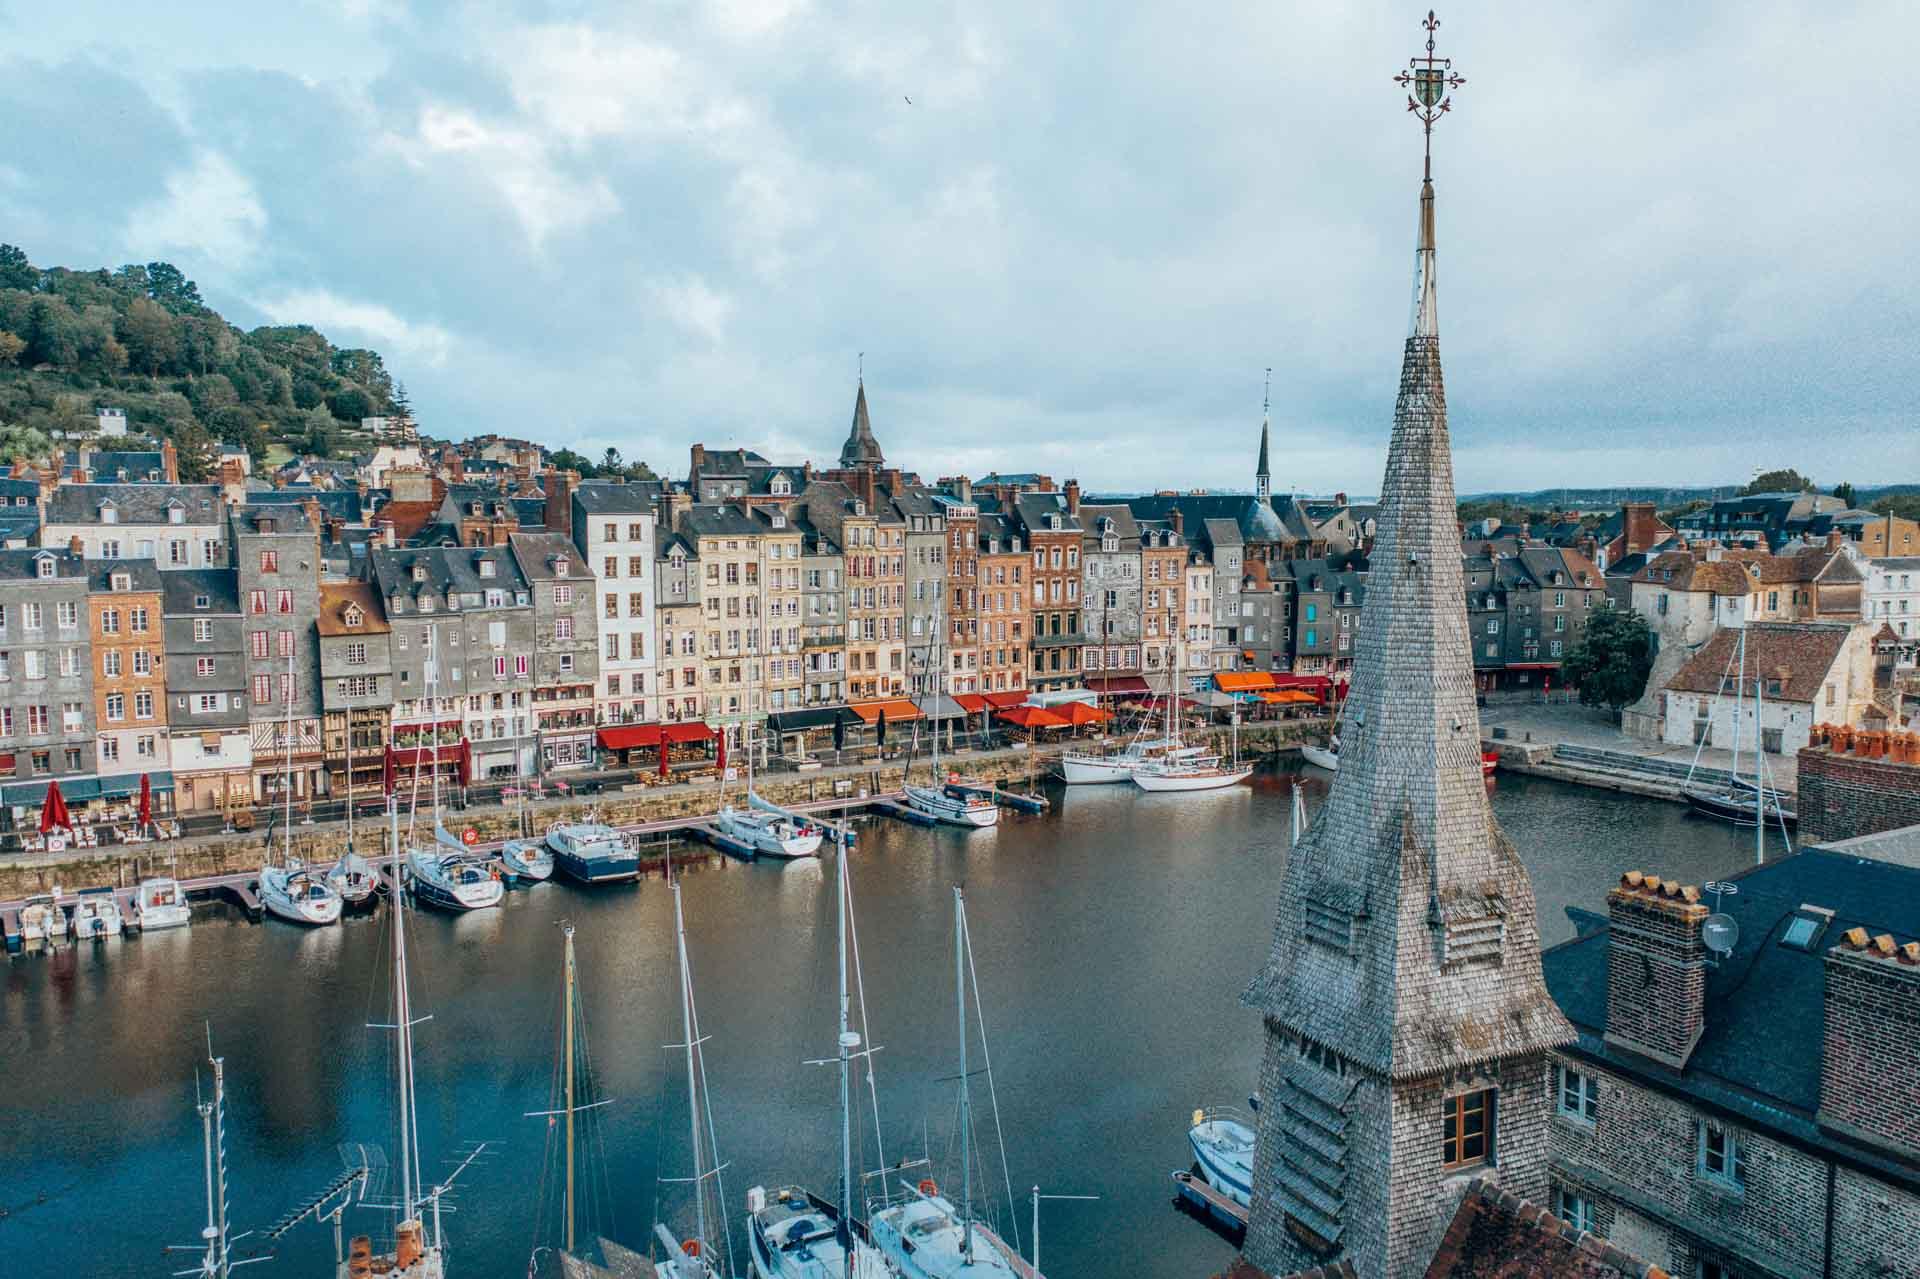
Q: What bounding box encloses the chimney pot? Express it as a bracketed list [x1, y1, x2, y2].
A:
[1622, 870, 1646, 889]
[1679, 885, 1702, 904]
[1842, 926, 1869, 949]
[1871, 933, 1897, 957]
[68, 536, 83, 555]
[1901, 942, 1920, 966]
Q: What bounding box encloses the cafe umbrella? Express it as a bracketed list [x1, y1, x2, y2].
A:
[39, 778, 74, 836]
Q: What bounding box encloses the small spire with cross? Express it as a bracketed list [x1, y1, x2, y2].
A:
[1394, 9, 1466, 179]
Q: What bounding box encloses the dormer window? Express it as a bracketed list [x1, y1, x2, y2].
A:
[771, 513, 786, 529]
[479, 559, 497, 579]
[110, 572, 130, 592]
[554, 558, 569, 578]
[411, 564, 427, 583]
[853, 501, 866, 516]
[99, 502, 118, 525]
[418, 593, 435, 614]
[194, 594, 210, 609]
[343, 604, 364, 628]
[36, 556, 55, 579]
[167, 506, 184, 525]
[1103, 536, 1119, 554]
[771, 475, 791, 496]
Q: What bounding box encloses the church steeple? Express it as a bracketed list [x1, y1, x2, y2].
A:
[1255, 367, 1272, 501]
[839, 373, 885, 469]
[1238, 15, 1571, 1279]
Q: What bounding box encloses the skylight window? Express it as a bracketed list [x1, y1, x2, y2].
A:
[1780, 906, 1833, 951]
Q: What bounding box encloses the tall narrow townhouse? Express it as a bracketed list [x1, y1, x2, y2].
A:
[571, 481, 660, 725]
[753, 506, 806, 718]
[800, 483, 887, 700]
[510, 531, 599, 773]
[1139, 520, 1188, 684]
[937, 491, 981, 693]
[231, 504, 325, 805]
[162, 568, 251, 815]
[891, 485, 948, 695]
[654, 533, 704, 724]
[677, 504, 768, 751]
[88, 560, 169, 795]
[976, 513, 1030, 695]
[795, 517, 847, 707]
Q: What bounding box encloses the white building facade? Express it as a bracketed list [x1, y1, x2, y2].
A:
[572, 484, 659, 725]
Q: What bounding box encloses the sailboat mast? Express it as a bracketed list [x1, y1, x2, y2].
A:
[954, 887, 973, 1266]
[393, 800, 416, 1234]
[209, 1053, 230, 1279]
[197, 1080, 217, 1278]
[1753, 676, 1765, 864]
[283, 647, 295, 865]
[672, 881, 709, 1253]
[837, 827, 855, 1277]
[564, 923, 577, 1256]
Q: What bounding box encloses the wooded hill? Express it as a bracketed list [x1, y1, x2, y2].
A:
[0, 243, 408, 481]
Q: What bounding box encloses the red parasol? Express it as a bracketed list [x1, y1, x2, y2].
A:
[138, 773, 153, 829]
[995, 705, 1069, 729]
[39, 779, 73, 834]
[1055, 701, 1111, 726]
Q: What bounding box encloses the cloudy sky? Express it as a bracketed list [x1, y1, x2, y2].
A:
[2, 1, 1912, 495]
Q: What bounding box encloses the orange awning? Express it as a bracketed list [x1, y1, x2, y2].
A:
[1054, 701, 1111, 725]
[1256, 689, 1320, 704]
[952, 693, 992, 714]
[1215, 671, 1276, 692]
[848, 698, 922, 724]
[981, 691, 1028, 709]
[996, 705, 1068, 729]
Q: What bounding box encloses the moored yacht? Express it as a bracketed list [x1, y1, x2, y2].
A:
[546, 822, 642, 883]
[1059, 737, 1204, 784]
[498, 838, 554, 883]
[748, 1187, 891, 1279]
[132, 877, 192, 930]
[718, 804, 825, 858]
[70, 887, 124, 938]
[409, 848, 504, 912]
[260, 862, 343, 926]
[327, 849, 380, 908]
[1132, 755, 1254, 792]
[903, 782, 999, 829]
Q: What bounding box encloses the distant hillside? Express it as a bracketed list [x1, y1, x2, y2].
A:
[0, 243, 409, 481]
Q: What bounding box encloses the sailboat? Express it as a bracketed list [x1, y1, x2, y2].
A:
[1058, 668, 1199, 784]
[328, 719, 380, 908]
[1683, 627, 1798, 831]
[651, 874, 736, 1279]
[904, 602, 999, 828]
[260, 649, 343, 925]
[718, 745, 824, 859]
[164, 1047, 238, 1279]
[355, 798, 486, 1277]
[747, 825, 895, 1279]
[1132, 651, 1251, 792]
[870, 889, 1036, 1279]
[406, 631, 504, 912]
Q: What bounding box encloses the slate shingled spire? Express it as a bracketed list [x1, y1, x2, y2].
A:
[839, 379, 885, 468]
[1256, 371, 1273, 501]
[1238, 174, 1574, 1279]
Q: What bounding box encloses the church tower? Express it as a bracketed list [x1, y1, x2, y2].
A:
[1256, 369, 1273, 501]
[839, 377, 886, 470]
[1239, 15, 1573, 1279]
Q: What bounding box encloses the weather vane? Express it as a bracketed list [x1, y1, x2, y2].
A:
[1394, 9, 1465, 177]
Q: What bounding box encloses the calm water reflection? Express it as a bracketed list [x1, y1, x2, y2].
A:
[0, 768, 1783, 1277]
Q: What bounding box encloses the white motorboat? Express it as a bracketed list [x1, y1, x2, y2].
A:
[870, 889, 1041, 1279]
[132, 877, 192, 930]
[1300, 737, 1339, 771]
[498, 838, 555, 882]
[327, 849, 380, 908]
[1187, 1106, 1255, 1207]
[259, 862, 343, 926]
[20, 892, 68, 945]
[70, 887, 124, 938]
[904, 783, 999, 828]
[719, 803, 824, 858]
[409, 848, 504, 912]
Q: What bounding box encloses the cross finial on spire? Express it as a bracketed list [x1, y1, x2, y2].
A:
[1263, 366, 1272, 418]
[858, 350, 864, 385]
[1394, 9, 1465, 179]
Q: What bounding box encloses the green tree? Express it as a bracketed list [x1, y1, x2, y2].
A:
[302, 402, 336, 457]
[0, 424, 52, 466]
[1869, 494, 1920, 522]
[327, 386, 373, 423]
[144, 261, 203, 311]
[1741, 468, 1811, 496]
[1832, 481, 1858, 507]
[0, 330, 24, 366]
[600, 446, 625, 475]
[1561, 608, 1655, 710]
[24, 296, 79, 367]
[167, 418, 216, 482]
[0, 244, 36, 292]
[549, 447, 598, 478]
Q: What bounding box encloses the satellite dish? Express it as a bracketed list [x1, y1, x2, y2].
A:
[1703, 913, 1740, 959]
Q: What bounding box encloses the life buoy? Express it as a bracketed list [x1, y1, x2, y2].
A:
[462, 827, 479, 845]
[682, 1239, 702, 1258]
[918, 1178, 938, 1197]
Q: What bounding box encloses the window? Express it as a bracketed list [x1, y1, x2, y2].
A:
[61, 702, 80, 732]
[559, 653, 574, 672]
[1556, 1066, 1598, 1122]
[253, 674, 272, 705]
[494, 656, 507, 678]
[194, 619, 213, 643]
[1699, 1123, 1746, 1189]
[133, 650, 151, 676]
[555, 618, 574, 640]
[102, 650, 122, 678]
[36, 557, 55, 579]
[251, 630, 269, 659]
[105, 693, 125, 721]
[193, 693, 223, 714]
[135, 690, 153, 719]
[136, 732, 156, 756]
[278, 630, 294, 658]
[130, 607, 149, 633]
[248, 590, 266, 615]
[98, 736, 120, 763]
[1551, 1187, 1595, 1234]
[276, 590, 293, 614]
[1442, 1090, 1494, 1170]
[102, 609, 121, 635]
[606, 594, 619, 619]
[260, 550, 279, 573]
[24, 603, 41, 631]
[196, 657, 216, 678]
[23, 650, 43, 680]
[555, 585, 573, 605]
[345, 642, 367, 666]
[169, 539, 187, 565]
[27, 705, 47, 734]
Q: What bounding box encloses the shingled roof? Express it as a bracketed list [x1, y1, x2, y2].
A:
[1420, 1179, 1665, 1278]
[1664, 621, 1852, 704]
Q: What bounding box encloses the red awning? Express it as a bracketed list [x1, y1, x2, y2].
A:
[664, 722, 717, 744]
[980, 691, 1028, 709]
[1270, 674, 1333, 693]
[1085, 676, 1151, 696]
[598, 724, 664, 750]
[952, 693, 992, 714]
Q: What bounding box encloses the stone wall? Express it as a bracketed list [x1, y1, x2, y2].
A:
[0, 718, 1328, 897]
[1797, 744, 1920, 844]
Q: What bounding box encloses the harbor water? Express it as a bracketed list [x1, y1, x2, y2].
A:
[0, 767, 1786, 1277]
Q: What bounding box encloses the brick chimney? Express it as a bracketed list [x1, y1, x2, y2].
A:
[1064, 479, 1080, 516]
[1335, 490, 1348, 506]
[1826, 530, 1844, 551]
[542, 468, 579, 538]
[217, 457, 248, 510]
[161, 438, 179, 484]
[1604, 870, 1710, 1069]
[1170, 506, 1185, 536]
[67, 535, 83, 556]
[1622, 502, 1659, 556]
[689, 443, 706, 478]
[1819, 927, 1920, 1159]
